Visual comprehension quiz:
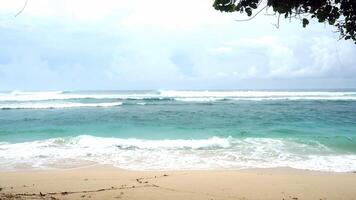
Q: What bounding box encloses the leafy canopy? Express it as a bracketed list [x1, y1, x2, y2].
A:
[213, 0, 356, 43]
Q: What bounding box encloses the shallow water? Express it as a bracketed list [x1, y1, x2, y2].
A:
[0, 90, 356, 171]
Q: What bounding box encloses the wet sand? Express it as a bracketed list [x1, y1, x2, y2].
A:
[1, 166, 356, 200]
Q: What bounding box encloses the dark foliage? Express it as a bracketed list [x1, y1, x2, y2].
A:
[213, 0, 356, 43]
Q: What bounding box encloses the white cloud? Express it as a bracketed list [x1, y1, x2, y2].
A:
[120, 0, 232, 29]
[189, 34, 356, 81]
[0, 0, 127, 21]
[0, 0, 355, 90]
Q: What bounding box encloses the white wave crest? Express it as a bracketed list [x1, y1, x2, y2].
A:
[160, 90, 356, 97]
[10, 91, 64, 96]
[1, 90, 356, 102]
[0, 102, 122, 109]
[1, 135, 356, 172]
[175, 97, 225, 102]
[0, 91, 156, 101]
[160, 90, 356, 101]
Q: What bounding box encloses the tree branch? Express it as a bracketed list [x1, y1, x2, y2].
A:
[234, 5, 268, 22]
[14, 0, 28, 18]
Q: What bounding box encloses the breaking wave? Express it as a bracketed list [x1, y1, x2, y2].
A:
[0, 90, 356, 102]
[0, 102, 122, 109]
[1, 135, 356, 172]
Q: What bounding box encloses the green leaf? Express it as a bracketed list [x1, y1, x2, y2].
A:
[250, 3, 257, 9]
[329, 19, 336, 25]
[246, 7, 252, 16]
[302, 18, 309, 28]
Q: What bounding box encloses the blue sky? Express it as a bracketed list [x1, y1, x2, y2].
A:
[0, 0, 356, 90]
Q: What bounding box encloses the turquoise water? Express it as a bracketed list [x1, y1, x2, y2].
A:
[0, 90, 356, 171]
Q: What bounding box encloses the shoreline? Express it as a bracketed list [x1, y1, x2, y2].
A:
[1, 165, 356, 200]
[1, 164, 355, 174]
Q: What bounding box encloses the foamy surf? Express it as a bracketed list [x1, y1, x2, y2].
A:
[0, 102, 122, 109]
[1, 90, 356, 102]
[1, 135, 355, 172]
[159, 90, 356, 98]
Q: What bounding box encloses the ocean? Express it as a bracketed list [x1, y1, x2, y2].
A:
[0, 90, 356, 172]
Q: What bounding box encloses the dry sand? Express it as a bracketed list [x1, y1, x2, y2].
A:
[0, 165, 356, 200]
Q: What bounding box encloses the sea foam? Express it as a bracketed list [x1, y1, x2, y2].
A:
[0, 102, 122, 109]
[1, 135, 355, 172]
[161, 90, 356, 101]
[1, 90, 356, 102]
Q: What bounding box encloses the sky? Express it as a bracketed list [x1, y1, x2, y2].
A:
[0, 0, 356, 90]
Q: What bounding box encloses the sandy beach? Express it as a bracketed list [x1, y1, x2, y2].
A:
[0, 166, 355, 200]
[1, 0, 356, 199]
